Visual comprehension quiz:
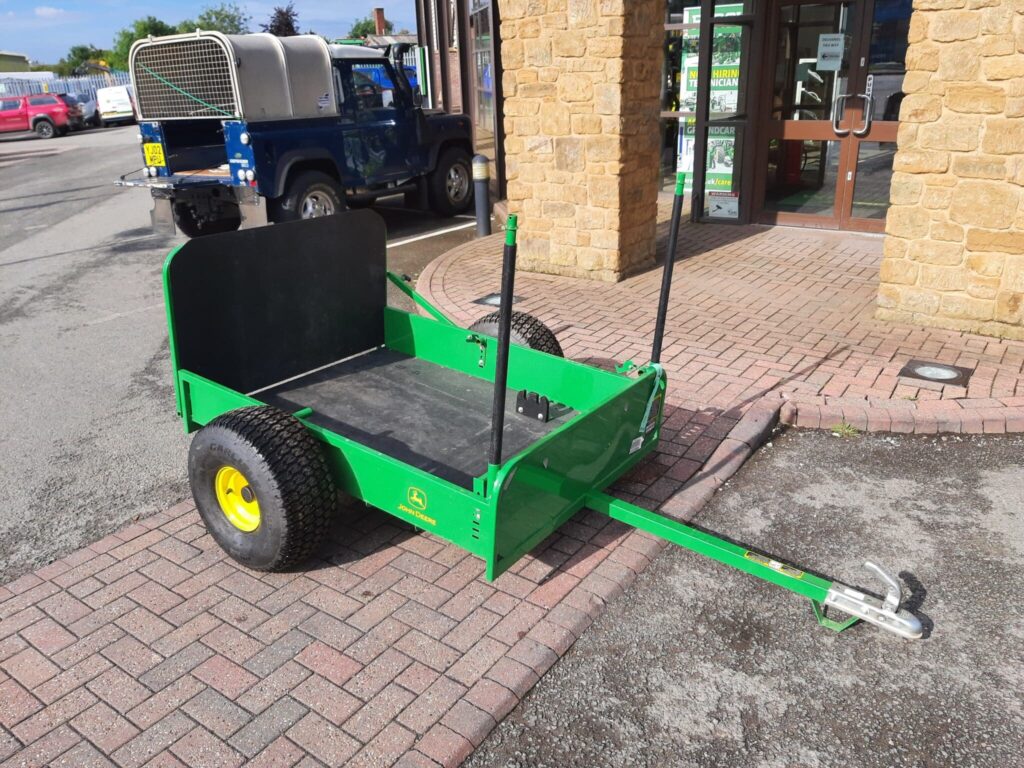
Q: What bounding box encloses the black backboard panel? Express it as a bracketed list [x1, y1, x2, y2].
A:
[167, 211, 387, 394]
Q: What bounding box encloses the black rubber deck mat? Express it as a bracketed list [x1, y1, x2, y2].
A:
[262, 348, 574, 488]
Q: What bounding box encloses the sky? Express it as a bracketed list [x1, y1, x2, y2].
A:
[0, 0, 417, 64]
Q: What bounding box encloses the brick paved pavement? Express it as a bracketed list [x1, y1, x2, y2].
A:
[3, 207, 1023, 767]
[419, 201, 1024, 435]
[0, 492, 681, 767]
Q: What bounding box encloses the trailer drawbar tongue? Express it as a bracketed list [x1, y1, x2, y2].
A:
[162, 173, 923, 641]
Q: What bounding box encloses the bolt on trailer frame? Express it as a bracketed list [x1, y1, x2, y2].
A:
[162, 178, 922, 640]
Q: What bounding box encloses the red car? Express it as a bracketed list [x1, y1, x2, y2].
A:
[0, 93, 77, 139]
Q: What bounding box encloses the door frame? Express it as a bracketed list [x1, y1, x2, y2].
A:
[752, 0, 898, 232]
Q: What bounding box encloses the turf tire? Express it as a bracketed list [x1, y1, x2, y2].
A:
[469, 311, 563, 357]
[188, 406, 336, 571]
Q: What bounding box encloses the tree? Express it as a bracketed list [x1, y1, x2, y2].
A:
[348, 14, 393, 38]
[53, 44, 111, 76]
[261, 4, 300, 37]
[109, 17, 177, 70]
[177, 3, 252, 35]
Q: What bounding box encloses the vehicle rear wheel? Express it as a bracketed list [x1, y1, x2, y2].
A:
[271, 171, 346, 223]
[469, 311, 564, 357]
[188, 406, 336, 571]
[429, 147, 473, 216]
[172, 202, 242, 239]
[34, 120, 55, 139]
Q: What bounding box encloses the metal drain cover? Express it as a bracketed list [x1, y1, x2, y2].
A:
[472, 292, 522, 307]
[897, 359, 974, 387]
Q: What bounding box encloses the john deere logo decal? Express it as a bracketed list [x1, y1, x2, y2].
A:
[407, 487, 427, 511]
[399, 487, 436, 526]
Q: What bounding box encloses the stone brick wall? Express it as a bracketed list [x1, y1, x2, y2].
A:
[499, 0, 663, 281]
[877, 0, 1024, 341]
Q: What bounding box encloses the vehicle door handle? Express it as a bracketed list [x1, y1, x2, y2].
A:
[853, 93, 873, 137]
[831, 94, 851, 136]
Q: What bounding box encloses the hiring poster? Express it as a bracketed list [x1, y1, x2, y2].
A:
[676, 4, 743, 218]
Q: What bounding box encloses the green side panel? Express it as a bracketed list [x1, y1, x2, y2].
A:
[162, 244, 188, 430]
[487, 368, 665, 580]
[384, 308, 629, 411]
[179, 371, 492, 559]
[178, 372, 263, 429]
[310, 423, 491, 557]
[588, 492, 832, 602]
[386, 272, 454, 325]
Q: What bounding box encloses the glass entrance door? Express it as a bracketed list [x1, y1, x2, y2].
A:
[758, 0, 911, 231]
[844, 0, 911, 229]
[468, 0, 496, 166]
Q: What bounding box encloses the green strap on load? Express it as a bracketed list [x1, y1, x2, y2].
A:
[639, 363, 664, 436]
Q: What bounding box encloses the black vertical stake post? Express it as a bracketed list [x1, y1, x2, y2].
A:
[651, 173, 686, 365]
[488, 215, 518, 473]
[473, 155, 492, 237]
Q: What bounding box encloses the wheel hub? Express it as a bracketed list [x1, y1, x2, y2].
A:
[446, 164, 469, 204]
[301, 191, 335, 219]
[214, 465, 261, 532]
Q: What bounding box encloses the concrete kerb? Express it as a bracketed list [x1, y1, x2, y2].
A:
[660, 398, 782, 521]
[779, 394, 1024, 436]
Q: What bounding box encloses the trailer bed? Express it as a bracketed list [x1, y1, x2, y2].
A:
[262, 348, 574, 488]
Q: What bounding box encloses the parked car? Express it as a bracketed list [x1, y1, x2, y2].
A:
[358, 62, 419, 91]
[0, 93, 73, 138]
[58, 93, 89, 130]
[63, 92, 99, 128]
[118, 32, 473, 237]
[96, 85, 136, 127]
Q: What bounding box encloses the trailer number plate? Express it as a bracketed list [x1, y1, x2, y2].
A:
[143, 143, 166, 167]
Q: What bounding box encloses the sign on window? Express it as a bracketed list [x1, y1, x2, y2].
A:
[676, 4, 743, 219]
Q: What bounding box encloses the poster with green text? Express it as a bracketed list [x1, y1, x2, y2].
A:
[677, 3, 743, 218]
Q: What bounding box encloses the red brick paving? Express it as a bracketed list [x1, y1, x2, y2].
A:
[4, 209, 1022, 767]
[419, 202, 1024, 435]
[0, 478, 673, 768]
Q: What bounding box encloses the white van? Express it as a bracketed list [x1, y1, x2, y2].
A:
[96, 85, 136, 127]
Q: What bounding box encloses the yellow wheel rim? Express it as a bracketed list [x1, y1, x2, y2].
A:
[214, 465, 261, 532]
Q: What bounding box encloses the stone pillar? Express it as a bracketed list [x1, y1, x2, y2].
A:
[499, 0, 663, 282]
[877, 0, 1024, 341]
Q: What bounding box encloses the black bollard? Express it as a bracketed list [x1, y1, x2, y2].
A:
[473, 155, 492, 237]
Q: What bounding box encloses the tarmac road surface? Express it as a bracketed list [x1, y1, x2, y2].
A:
[467, 429, 1024, 768]
[0, 126, 478, 582]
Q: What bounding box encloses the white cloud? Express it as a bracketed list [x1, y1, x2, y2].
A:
[34, 6, 65, 18]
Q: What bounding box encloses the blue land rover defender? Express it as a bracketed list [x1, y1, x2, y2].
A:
[118, 32, 474, 237]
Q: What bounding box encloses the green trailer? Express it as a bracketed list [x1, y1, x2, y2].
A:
[162, 179, 922, 640]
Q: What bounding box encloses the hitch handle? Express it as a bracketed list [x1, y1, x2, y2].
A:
[822, 562, 923, 640]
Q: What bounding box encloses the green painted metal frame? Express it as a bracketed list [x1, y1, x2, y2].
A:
[164, 244, 664, 580]
[162, 213, 917, 637]
[386, 271, 455, 325]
